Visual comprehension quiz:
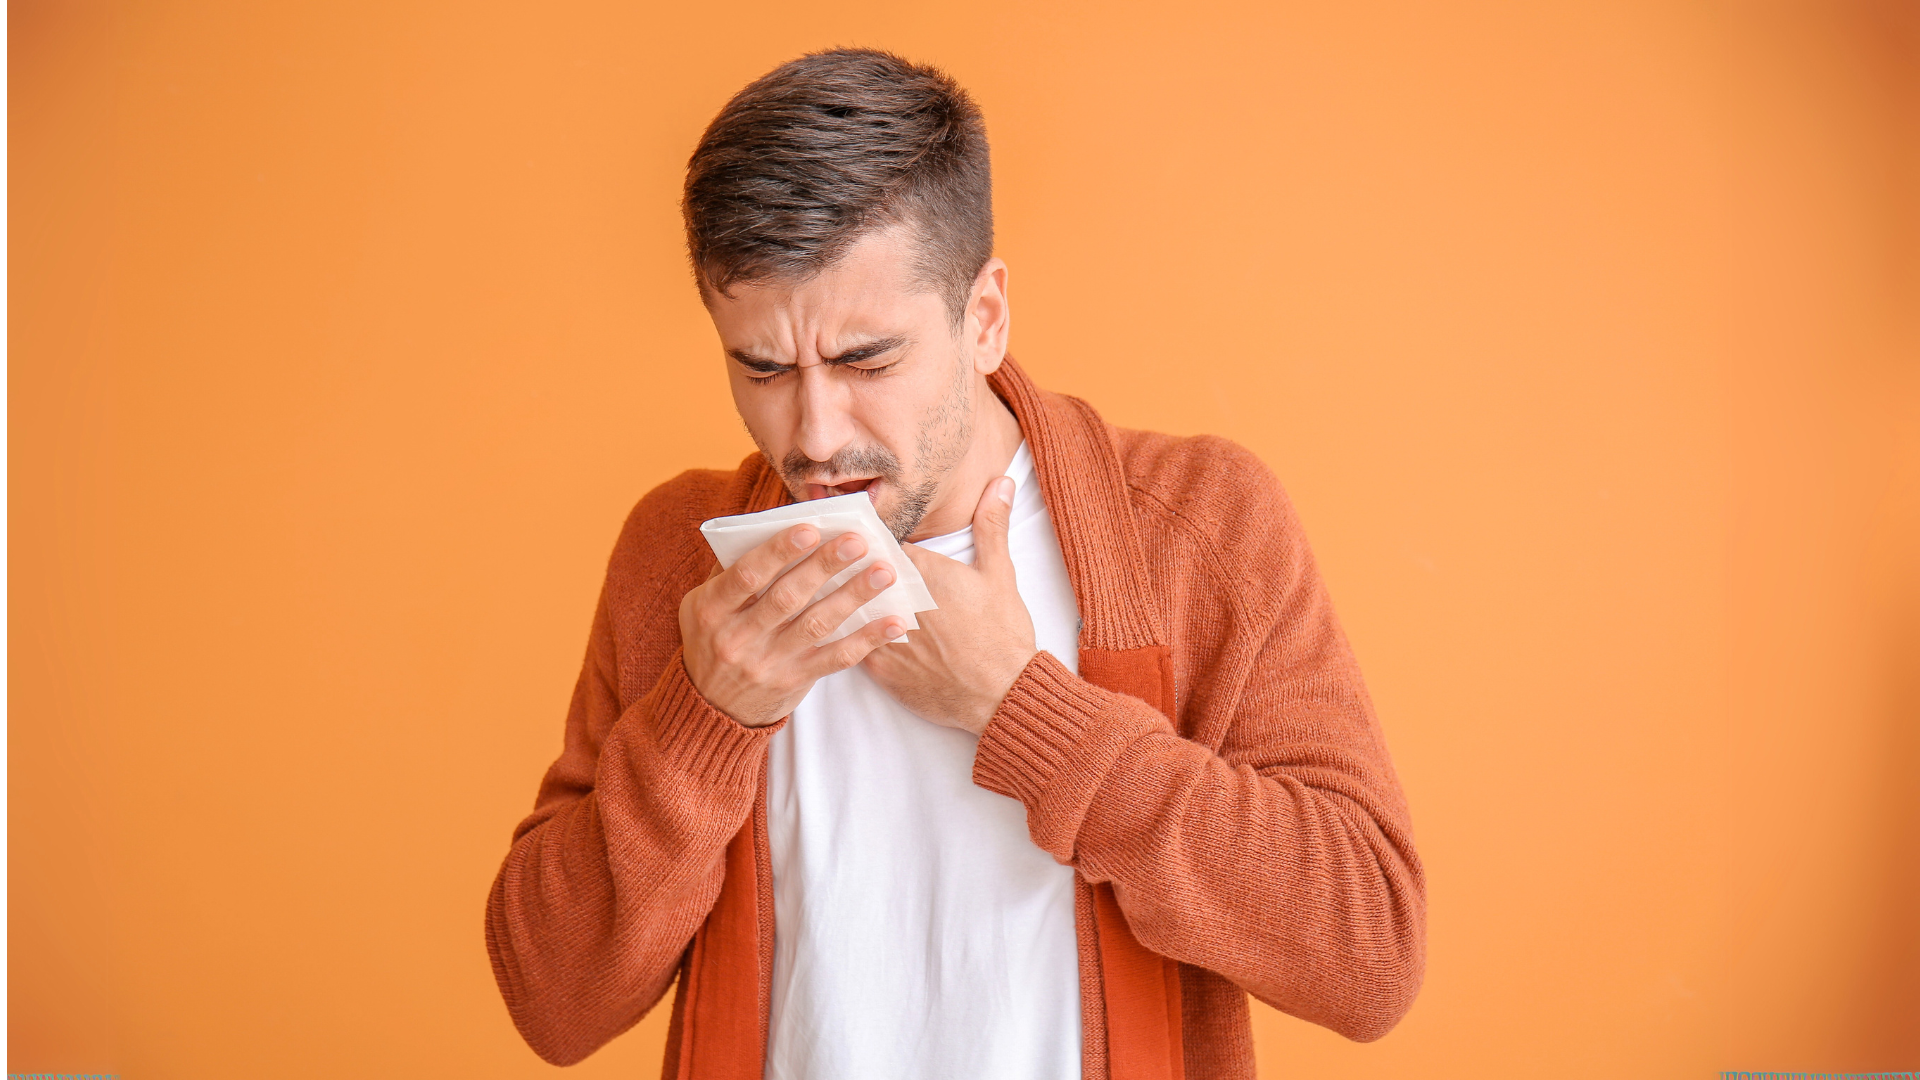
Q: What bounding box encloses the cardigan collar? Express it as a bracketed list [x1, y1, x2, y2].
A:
[736, 356, 1167, 653]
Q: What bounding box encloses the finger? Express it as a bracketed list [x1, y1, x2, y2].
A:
[706, 524, 820, 609]
[970, 475, 1016, 577]
[780, 558, 896, 647]
[744, 529, 870, 630]
[807, 616, 907, 678]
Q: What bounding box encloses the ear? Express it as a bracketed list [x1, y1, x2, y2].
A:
[965, 257, 1011, 376]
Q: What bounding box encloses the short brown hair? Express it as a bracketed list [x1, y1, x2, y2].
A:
[682, 48, 993, 325]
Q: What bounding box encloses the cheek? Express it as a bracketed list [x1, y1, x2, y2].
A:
[730, 377, 793, 451]
[853, 363, 963, 449]
[845, 391, 910, 447]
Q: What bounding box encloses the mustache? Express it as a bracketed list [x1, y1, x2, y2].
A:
[780, 445, 903, 486]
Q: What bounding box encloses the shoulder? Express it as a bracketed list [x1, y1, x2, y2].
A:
[1110, 427, 1317, 617]
[1112, 427, 1299, 537]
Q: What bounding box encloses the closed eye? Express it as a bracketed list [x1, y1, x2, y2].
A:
[732, 353, 792, 383]
[746, 363, 891, 385]
[731, 337, 908, 384]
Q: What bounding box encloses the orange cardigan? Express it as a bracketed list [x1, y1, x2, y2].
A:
[485, 359, 1426, 1079]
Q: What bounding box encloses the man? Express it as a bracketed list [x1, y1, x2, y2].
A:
[486, 48, 1424, 1080]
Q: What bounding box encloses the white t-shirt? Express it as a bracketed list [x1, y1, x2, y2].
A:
[764, 441, 1084, 1080]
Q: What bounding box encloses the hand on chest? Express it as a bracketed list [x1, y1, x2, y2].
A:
[854, 460, 1080, 737]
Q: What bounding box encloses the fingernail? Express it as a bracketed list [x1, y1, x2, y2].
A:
[791, 526, 817, 549]
[867, 563, 893, 587]
[838, 534, 865, 559]
[996, 477, 1014, 505]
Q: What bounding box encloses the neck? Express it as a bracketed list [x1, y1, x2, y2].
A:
[905, 376, 1023, 542]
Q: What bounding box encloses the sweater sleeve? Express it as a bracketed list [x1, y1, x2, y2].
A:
[971, 502, 1425, 1043]
[485, 592, 782, 1065]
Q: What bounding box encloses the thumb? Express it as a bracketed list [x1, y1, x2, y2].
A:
[971, 475, 1016, 576]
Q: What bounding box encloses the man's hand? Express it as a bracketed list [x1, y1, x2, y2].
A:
[680, 524, 906, 728]
[863, 477, 1038, 735]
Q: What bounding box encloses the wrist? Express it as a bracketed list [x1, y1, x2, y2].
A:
[678, 653, 787, 729]
[968, 648, 1038, 735]
[728, 707, 787, 729]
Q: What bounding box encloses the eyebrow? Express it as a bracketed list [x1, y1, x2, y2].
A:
[727, 336, 908, 374]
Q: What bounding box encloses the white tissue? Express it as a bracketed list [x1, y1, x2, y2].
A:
[699, 493, 937, 644]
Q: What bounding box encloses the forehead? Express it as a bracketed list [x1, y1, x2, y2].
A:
[704, 227, 945, 356]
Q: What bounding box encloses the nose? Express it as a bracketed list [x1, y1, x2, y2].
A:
[793, 364, 855, 466]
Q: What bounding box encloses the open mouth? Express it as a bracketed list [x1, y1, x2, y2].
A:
[806, 477, 880, 502]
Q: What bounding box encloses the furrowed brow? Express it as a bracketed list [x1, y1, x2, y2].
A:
[726, 336, 907, 374]
[727, 349, 790, 373]
[822, 337, 908, 365]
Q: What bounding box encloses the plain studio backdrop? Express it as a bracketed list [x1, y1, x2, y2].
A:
[10, 1, 1918, 1076]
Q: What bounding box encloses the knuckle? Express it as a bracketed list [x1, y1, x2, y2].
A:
[767, 579, 810, 611]
[798, 611, 836, 642]
[732, 565, 763, 594]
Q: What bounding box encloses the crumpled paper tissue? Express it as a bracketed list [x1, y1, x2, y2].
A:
[699, 493, 937, 644]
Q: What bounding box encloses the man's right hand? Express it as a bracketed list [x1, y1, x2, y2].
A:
[679, 524, 906, 728]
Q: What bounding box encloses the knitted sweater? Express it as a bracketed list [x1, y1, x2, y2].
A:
[485, 358, 1426, 1079]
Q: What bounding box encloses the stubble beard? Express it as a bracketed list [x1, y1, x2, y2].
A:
[891, 361, 973, 539]
[762, 358, 976, 542]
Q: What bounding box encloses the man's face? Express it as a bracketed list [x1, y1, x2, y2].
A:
[704, 226, 999, 539]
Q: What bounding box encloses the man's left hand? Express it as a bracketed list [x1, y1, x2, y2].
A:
[862, 476, 1038, 736]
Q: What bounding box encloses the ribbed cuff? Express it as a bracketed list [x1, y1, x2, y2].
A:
[973, 650, 1170, 862]
[648, 651, 785, 791]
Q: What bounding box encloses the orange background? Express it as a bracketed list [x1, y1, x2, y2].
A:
[11, 1, 1917, 1076]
